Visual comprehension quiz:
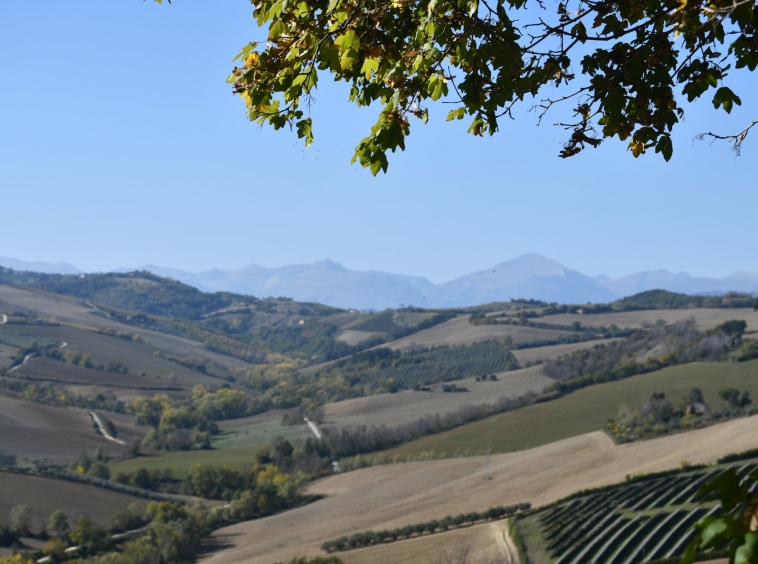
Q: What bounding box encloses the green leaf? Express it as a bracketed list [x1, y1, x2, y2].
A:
[680, 536, 700, 564]
[361, 58, 379, 79]
[713, 86, 742, 114]
[655, 136, 673, 161]
[268, 19, 286, 40]
[700, 517, 730, 547]
[327, 0, 339, 12]
[335, 30, 360, 70]
[296, 118, 314, 146]
[446, 107, 466, 121]
[735, 532, 758, 564]
[572, 22, 587, 43]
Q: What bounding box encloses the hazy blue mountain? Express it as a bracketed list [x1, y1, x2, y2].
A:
[428, 254, 619, 307]
[8, 255, 757, 310]
[127, 254, 756, 309]
[599, 270, 758, 297]
[128, 259, 435, 310]
[0, 256, 82, 275]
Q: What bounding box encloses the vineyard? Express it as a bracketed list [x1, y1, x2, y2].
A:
[515, 461, 758, 563]
[316, 340, 518, 390]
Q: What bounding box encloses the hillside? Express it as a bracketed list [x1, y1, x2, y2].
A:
[199, 415, 758, 564]
[381, 358, 758, 459]
[0, 472, 147, 530]
[0, 397, 135, 463]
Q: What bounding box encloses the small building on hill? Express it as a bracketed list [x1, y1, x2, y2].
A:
[685, 402, 709, 416]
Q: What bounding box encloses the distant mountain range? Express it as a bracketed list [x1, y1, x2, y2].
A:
[1, 254, 756, 310]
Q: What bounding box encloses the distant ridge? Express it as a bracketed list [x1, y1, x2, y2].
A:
[3, 255, 756, 310]
[0, 256, 82, 275]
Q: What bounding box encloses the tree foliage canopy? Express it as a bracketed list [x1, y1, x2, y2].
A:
[153, 0, 758, 173]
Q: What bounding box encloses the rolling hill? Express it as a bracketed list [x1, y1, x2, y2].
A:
[199, 415, 758, 564]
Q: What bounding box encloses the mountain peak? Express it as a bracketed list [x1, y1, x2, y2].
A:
[313, 259, 348, 272]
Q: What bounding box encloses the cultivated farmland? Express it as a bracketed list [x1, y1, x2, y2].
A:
[514, 461, 757, 563]
[322, 365, 552, 429]
[199, 415, 758, 564]
[0, 285, 255, 373]
[0, 396, 126, 463]
[0, 322, 230, 387]
[12, 357, 183, 390]
[381, 358, 758, 459]
[0, 471, 147, 530]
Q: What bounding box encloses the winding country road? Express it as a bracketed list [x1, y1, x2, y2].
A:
[8, 352, 34, 373]
[89, 411, 126, 445]
[304, 416, 340, 473]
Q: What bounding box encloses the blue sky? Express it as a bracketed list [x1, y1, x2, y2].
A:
[2, 1, 756, 283]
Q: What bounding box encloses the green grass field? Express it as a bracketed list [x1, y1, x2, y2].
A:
[211, 419, 311, 449]
[108, 420, 311, 478]
[382, 359, 758, 459]
[108, 447, 261, 479]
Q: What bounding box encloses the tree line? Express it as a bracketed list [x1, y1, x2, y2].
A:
[320, 503, 531, 552]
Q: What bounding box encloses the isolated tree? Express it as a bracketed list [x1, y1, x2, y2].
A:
[9, 505, 31, 537]
[47, 510, 69, 538]
[155, 0, 758, 173]
[719, 387, 742, 408]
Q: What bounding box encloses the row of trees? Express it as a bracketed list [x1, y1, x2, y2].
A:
[315, 391, 539, 458]
[321, 503, 531, 552]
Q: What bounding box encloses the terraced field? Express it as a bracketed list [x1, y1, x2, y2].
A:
[323, 365, 552, 429]
[515, 461, 758, 563]
[381, 358, 758, 459]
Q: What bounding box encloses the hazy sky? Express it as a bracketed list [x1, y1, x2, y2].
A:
[2, 2, 756, 283]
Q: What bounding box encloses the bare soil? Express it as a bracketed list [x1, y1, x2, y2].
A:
[201, 415, 758, 564]
[0, 471, 146, 530]
[14, 357, 184, 390]
[0, 396, 126, 463]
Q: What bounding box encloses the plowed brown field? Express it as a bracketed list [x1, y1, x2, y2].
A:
[0, 396, 125, 462]
[0, 472, 146, 530]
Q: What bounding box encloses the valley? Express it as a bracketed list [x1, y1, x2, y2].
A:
[0, 269, 756, 564]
